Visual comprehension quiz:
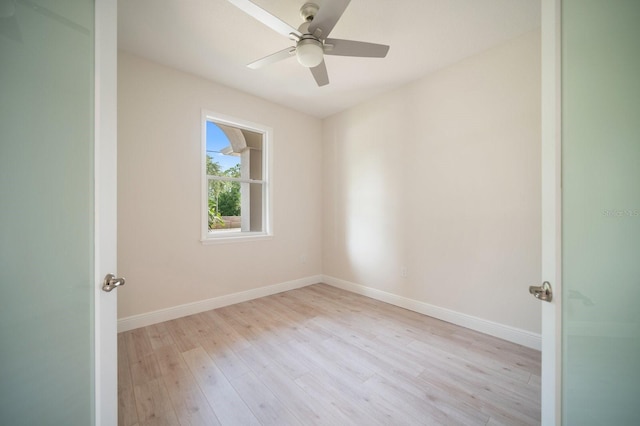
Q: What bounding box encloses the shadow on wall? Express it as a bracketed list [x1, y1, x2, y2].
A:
[328, 106, 409, 293]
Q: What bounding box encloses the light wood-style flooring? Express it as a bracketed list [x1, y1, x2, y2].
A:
[118, 284, 540, 426]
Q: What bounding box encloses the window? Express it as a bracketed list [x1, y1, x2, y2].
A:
[202, 111, 271, 242]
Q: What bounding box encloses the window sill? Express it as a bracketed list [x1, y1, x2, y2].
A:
[200, 232, 273, 245]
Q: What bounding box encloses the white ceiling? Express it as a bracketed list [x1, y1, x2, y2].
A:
[118, 0, 540, 118]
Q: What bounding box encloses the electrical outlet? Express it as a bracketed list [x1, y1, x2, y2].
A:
[400, 266, 408, 278]
[300, 254, 308, 264]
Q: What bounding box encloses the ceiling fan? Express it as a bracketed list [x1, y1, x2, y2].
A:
[227, 0, 390, 87]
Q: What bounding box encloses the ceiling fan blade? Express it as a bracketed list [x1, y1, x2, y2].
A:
[308, 0, 350, 38]
[227, 0, 301, 38]
[310, 60, 329, 87]
[324, 38, 389, 58]
[247, 47, 296, 69]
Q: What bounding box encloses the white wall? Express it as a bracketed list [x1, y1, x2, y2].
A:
[118, 30, 542, 339]
[117, 52, 323, 319]
[322, 30, 542, 333]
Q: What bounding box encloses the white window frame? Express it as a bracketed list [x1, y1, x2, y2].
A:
[201, 110, 273, 244]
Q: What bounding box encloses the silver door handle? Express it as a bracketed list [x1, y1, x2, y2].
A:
[102, 273, 125, 292]
[529, 281, 552, 302]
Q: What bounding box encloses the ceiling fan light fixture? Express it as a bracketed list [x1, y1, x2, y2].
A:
[296, 38, 323, 68]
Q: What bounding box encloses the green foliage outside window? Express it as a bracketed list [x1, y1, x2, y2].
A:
[207, 156, 241, 229]
[218, 182, 241, 216]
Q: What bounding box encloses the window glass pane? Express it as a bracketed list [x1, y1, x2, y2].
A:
[218, 180, 241, 217]
[208, 179, 265, 233]
[206, 121, 240, 175]
[208, 179, 241, 232]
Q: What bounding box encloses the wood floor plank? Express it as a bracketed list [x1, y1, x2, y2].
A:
[415, 356, 540, 424]
[133, 378, 180, 426]
[118, 332, 140, 426]
[198, 309, 252, 351]
[296, 373, 385, 425]
[164, 318, 201, 354]
[256, 360, 353, 426]
[198, 328, 252, 381]
[145, 321, 175, 351]
[289, 331, 376, 384]
[125, 328, 155, 363]
[215, 305, 311, 380]
[154, 345, 221, 426]
[282, 340, 420, 424]
[227, 371, 302, 426]
[119, 284, 541, 425]
[119, 387, 139, 426]
[129, 352, 163, 388]
[362, 373, 483, 425]
[182, 347, 260, 426]
[409, 338, 540, 405]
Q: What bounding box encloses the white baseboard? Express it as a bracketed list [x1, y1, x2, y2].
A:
[322, 275, 542, 351]
[118, 273, 542, 351]
[117, 275, 322, 333]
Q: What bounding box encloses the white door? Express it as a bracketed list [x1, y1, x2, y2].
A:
[0, 0, 118, 425]
[541, 0, 640, 424]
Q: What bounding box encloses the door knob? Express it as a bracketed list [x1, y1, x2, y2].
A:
[102, 273, 125, 292]
[529, 281, 552, 302]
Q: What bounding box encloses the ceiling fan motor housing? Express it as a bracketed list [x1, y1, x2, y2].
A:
[299, 3, 319, 22]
